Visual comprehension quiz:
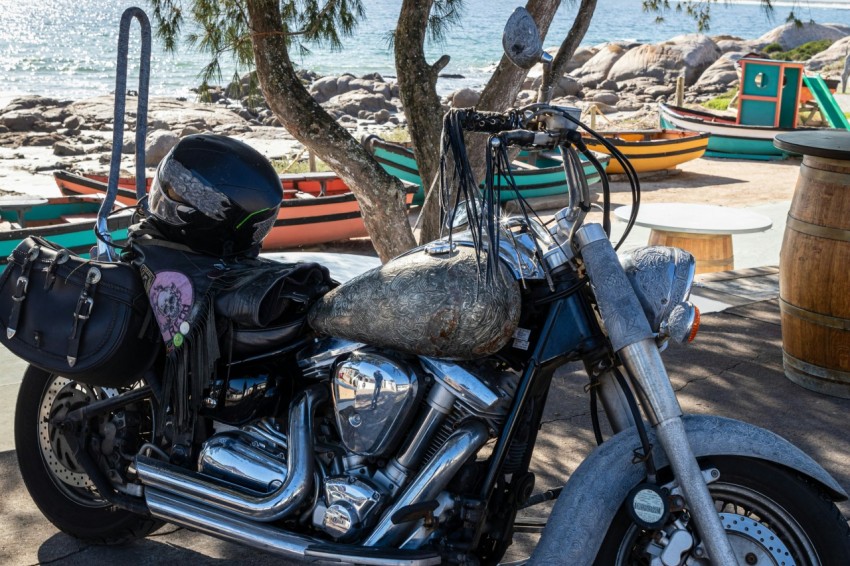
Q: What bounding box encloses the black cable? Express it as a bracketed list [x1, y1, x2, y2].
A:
[612, 366, 657, 483]
[589, 377, 604, 445]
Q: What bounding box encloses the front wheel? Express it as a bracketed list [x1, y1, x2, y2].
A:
[14, 366, 162, 545]
[595, 456, 850, 565]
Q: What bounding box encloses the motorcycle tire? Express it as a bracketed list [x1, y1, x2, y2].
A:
[594, 456, 850, 565]
[14, 365, 162, 545]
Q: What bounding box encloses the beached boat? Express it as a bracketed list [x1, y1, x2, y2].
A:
[363, 135, 609, 205]
[0, 195, 133, 272]
[580, 129, 710, 173]
[54, 170, 416, 248]
[657, 102, 810, 159]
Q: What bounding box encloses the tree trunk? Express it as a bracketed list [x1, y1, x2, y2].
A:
[245, 0, 417, 262]
[394, 0, 448, 244]
[540, 0, 597, 102]
[416, 0, 562, 242]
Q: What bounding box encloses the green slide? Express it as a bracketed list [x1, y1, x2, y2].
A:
[803, 75, 850, 130]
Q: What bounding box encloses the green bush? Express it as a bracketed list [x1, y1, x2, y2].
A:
[763, 42, 783, 54]
[769, 39, 833, 61]
[272, 156, 331, 174]
[702, 88, 738, 111]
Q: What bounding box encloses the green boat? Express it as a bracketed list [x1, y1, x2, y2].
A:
[0, 195, 133, 272]
[363, 135, 609, 205]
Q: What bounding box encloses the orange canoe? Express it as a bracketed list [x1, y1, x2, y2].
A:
[53, 170, 416, 249]
[581, 129, 710, 174]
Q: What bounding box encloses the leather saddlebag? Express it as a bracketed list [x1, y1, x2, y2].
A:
[0, 236, 159, 386]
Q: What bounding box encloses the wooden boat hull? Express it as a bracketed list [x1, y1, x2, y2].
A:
[657, 102, 816, 159]
[581, 130, 710, 173]
[54, 170, 415, 249]
[363, 135, 609, 205]
[0, 195, 132, 272]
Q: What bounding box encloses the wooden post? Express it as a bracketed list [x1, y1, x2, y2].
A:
[675, 76, 684, 107]
[590, 104, 598, 130]
[308, 150, 317, 172]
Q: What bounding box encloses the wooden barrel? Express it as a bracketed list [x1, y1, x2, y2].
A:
[648, 230, 733, 274]
[779, 153, 850, 398]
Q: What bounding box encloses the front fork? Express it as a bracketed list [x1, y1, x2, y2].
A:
[577, 223, 738, 566]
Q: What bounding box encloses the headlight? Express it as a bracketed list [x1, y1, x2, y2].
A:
[620, 246, 699, 344]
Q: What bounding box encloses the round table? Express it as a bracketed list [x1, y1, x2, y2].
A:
[773, 130, 850, 398]
[614, 203, 773, 274]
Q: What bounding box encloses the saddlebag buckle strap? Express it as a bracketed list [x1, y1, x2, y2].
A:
[67, 266, 101, 367]
[7, 245, 41, 339]
[43, 248, 70, 291]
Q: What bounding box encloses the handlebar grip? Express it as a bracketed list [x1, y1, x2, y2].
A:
[455, 109, 520, 133]
[500, 130, 536, 146]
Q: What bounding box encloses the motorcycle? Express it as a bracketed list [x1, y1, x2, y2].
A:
[10, 8, 850, 565]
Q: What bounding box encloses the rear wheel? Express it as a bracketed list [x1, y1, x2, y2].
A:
[595, 456, 850, 565]
[14, 366, 161, 544]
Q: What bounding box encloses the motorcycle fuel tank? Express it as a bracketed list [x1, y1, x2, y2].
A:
[308, 246, 521, 360]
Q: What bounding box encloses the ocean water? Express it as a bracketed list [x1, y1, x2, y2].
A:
[1, 0, 849, 106]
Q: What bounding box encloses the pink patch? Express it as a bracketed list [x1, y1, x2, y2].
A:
[149, 271, 194, 343]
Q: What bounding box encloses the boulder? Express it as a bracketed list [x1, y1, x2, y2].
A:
[1, 110, 43, 132]
[806, 36, 850, 72]
[448, 88, 481, 108]
[310, 76, 341, 103]
[608, 34, 720, 86]
[758, 22, 850, 51]
[145, 130, 179, 167]
[552, 75, 582, 98]
[1, 96, 64, 113]
[62, 115, 84, 130]
[588, 90, 620, 106]
[564, 45, 599, 73]
[373, 109, 392, 124]
[574, 42, 635, 87]
[325, 90, 398, 116]
[53, 141, 86, 157]
[713, 36, 766, 54]
[693, 52, 743, 91]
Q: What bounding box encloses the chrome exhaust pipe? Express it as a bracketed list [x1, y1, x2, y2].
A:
[145, 488, 441, 566]
[363, 421, 490, 547]
[137, 385, 326, 522]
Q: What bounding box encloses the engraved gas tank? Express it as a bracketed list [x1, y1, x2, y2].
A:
[308, 246, 521, 360]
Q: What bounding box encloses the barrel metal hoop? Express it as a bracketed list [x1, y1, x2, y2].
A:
[786, 215, 850, 243]
[801, 161, 850, 182]
[779, 298, 850, 331]
[783, 352, 850, 393]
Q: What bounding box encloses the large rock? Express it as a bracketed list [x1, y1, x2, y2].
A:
[806, 35, 850, 72]
[758, 22, 850, 51]
[564, 45, 598, 73]
[693, 52, 744, 91]
[53, 141, 86, 157]
[608, 34, 720, 86]
[448, 88, 481, 108]
[71, 96, 246, 132]
[574, 42, 635, 88]
[552, 75, 582, 98]
[310, 76, 341, 103]
[144, 130, 179, 167]
[0, 110, 43, 132]
[324, 90, 398, 116]
[1, 96, 65, 113]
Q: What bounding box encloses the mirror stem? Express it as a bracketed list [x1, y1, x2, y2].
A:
[537, 52, 554, 104]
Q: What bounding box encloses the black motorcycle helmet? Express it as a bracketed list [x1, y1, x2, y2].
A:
[148, 134, 282, 257]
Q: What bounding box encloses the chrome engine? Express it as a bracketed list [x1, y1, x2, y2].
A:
[137, 339, 519, 551]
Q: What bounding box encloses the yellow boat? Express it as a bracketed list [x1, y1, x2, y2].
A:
[581, 129, 710, 174]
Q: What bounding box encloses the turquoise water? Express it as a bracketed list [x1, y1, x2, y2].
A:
[1, 0, 848, 104]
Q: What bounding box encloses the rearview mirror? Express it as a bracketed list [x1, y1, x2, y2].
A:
[502, 7, 544, 69]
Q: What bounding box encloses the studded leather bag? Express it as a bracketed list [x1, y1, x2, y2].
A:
[0, 236, 159, 386]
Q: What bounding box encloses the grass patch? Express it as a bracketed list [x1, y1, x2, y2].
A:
[769, 39, 833, 61]
[382, 126, 411, 144]
[271, 155, 331, 174]
[702, 88, 738, 111]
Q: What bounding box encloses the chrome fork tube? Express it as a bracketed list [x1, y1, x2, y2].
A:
[619, 340, 738, 566]
[595, 368, 637, 434]
[576, 223, 737, 566]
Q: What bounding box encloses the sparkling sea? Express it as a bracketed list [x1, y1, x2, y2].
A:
[1, 0, 849, 106]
